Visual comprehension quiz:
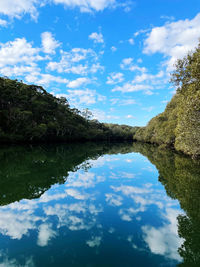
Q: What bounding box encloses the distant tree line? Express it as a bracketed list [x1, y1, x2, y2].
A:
[0, 77, 137, 143]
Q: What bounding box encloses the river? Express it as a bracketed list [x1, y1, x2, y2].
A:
[0, 142, 199, 266]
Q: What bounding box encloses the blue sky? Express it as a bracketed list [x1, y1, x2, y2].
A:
[0, 0, 199, 126]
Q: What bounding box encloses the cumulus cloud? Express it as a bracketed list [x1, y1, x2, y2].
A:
[0, 0, 39, 20]
[112, 83, 153, 93]
[112, 68, 167, 94]
[128, 38, 134, 45]
[41, 32, 60, 54]
[105, 193, 123, 206]
[47, 48, 99, 75]
[0, 209, 39, 240]
[143, 13, 200, 71]
[37, 223, 57, 247]
[0, 38, 42, 68]
[0, 37, 46, 80]
[86, 236, 102, 247]
[142, 208, 183, 261]
[91, 109, 120, 121]
[89, 32, 104, 44]
[67, 77, 92, 88]
[106, 72, 124, 85]
[65, 188, 88, 200]
[52, 0, 116, 12]
[120, 57, 147, 72]
[65, 88, 106, 106]
[26, 73, 69, 87]
[0, 18, 7, 26]
[133, 70, 164, 84]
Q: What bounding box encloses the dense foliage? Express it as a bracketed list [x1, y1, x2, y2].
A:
[134, 42, 200, 158]
[0, 77, 137, 143]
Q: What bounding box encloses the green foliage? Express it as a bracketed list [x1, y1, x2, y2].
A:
[134, 94, 178, 146]
[104, 123, 139, 141]
[134, 41, 200, 158]
[0, 77, 135, 143]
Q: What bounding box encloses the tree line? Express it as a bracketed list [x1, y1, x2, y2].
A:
[0, 77, 138, 143]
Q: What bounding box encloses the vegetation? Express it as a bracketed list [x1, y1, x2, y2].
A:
[134, 42, 200, 158]
[0, 77, 137, 143]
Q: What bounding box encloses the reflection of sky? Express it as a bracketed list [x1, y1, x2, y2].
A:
[0, 151, 184, 266]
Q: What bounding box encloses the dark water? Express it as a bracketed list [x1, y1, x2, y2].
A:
[0, 142, 200, 267]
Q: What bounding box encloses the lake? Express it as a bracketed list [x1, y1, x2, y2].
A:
[0, 142, 199, 266]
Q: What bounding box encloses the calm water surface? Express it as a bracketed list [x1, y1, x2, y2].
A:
[0, 142, 199, 266]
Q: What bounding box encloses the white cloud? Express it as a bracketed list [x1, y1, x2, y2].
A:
[66, 88, 106, 106]
[112, 68, 167, 94]
[134, 28, 149, 37]
[0, 18, 7, 26]
[0, 0, 39, 20]
[0, 209, 40, 240]
[67, 77, 92, 88]
[37, 223, 57, 247]
[44, 201, 103, 231]
[112, 83, 153, 93]
[0, 38, 42, 68]
[106, 72, 124, 85]
[86, 236, 102, 247]
[65, 188, 88, 200]
[52, 0, 116, 12]
[142, 208, 183, 261]
[0, 65, 39, 78]
[91, 109, 120, 121]
[120, 57, 133, 67]
[89, 32, 104, 43]
[105, 193, 123, 206]
[119, 207, 146, 221]
[143, 13, 200, 71]
[133, 70, 164, 84]
[126, 115, 135, 119]
[0, 37, 47, 80]
[120, 57, 147, 72]
[41, 32, 60, 54]
[128, 38, 134, 45]
[0, 255, 34, 267]
[112, 185, 152, 195]
[26, 73, 69, 87]
[111, 46, 117, 52]
[160, 15, 175, 21]
[47, 48, 99, 75]
[66, 172, 105, 188]
[111, 98, 136, 106]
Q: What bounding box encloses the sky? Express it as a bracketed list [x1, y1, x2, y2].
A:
[0, 0, 199, 126]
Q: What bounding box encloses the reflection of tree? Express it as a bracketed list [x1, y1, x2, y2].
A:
[132, 142, 200, 266]
[0, 142, 135, 206]
[177, 214, 200, 266]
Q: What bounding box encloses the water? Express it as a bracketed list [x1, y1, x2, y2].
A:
[0, 142, 199, 266]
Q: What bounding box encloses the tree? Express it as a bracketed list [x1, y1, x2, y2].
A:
[171, 41, 200, 93]
[81, 108, 93, 121]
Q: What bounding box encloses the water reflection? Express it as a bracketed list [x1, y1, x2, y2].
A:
[0, 142, 199, 266]
[132, 142, 200, 266]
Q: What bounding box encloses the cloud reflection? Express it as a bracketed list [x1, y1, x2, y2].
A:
[142, 208, 183, 261]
